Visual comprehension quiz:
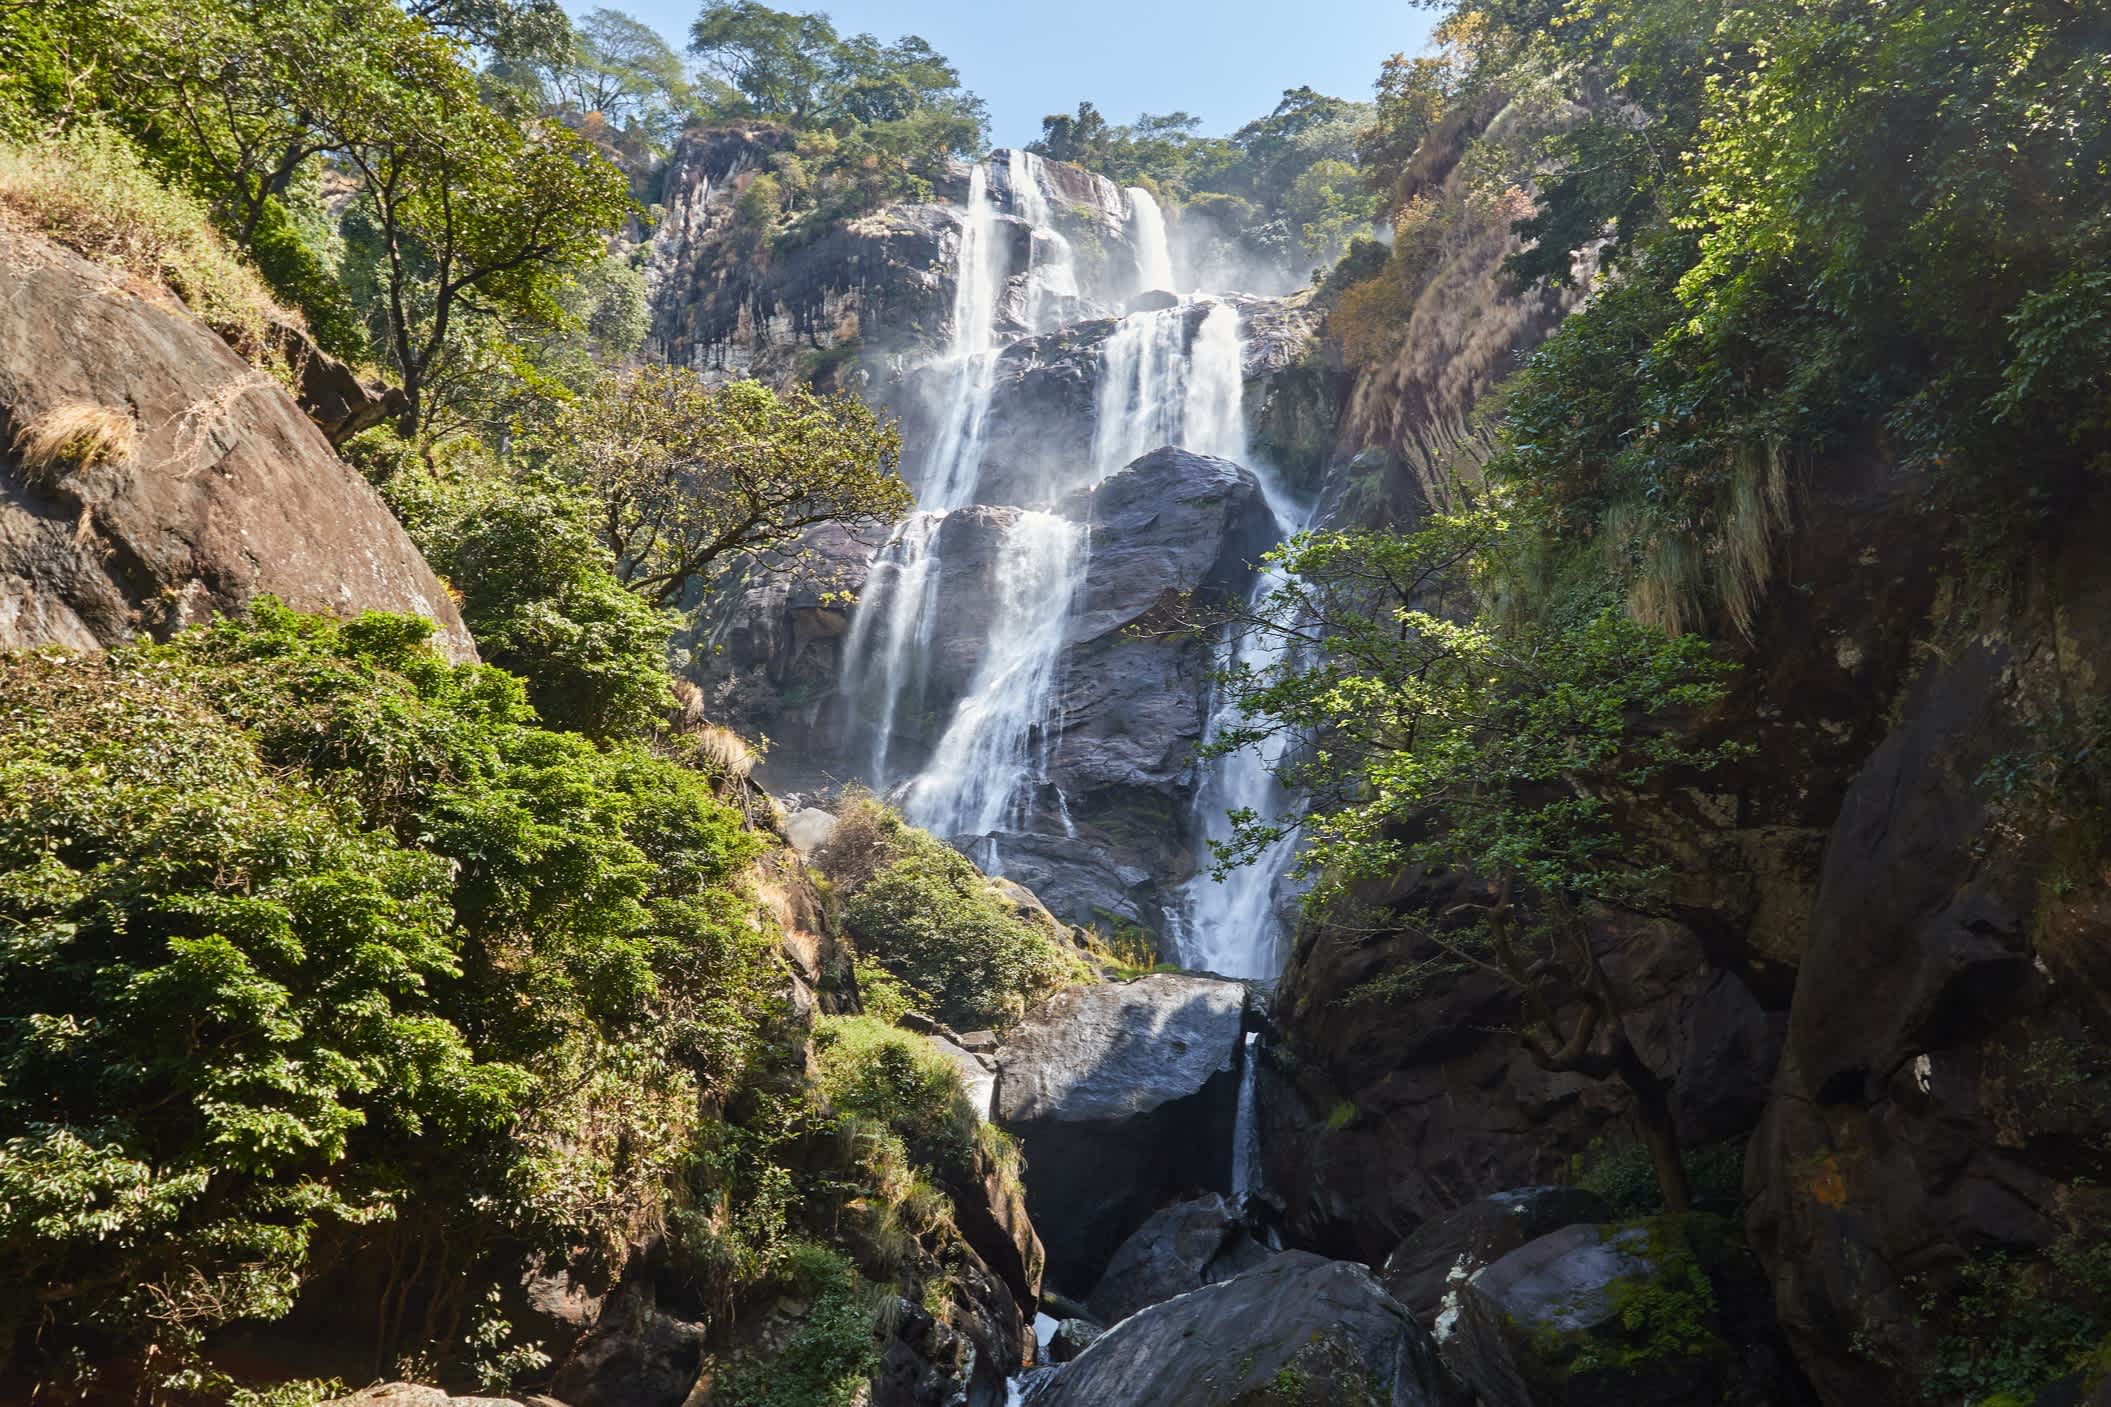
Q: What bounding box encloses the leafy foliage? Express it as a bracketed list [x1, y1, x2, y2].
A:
[0, 603, 779, 1392]
[819, 800, 1081, 1032]
[535, 367, 911, 609]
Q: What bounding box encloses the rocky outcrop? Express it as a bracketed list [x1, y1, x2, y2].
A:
[1742, 484, 2111, 1405]
[1381, 1187, 1611, 1327]
[1084, 1193, 1271, 1325]
[0, 228, 475, 660]
[1445, 1215, 1810, 1407]
[995, 447, 1278, 930]
[1025, 1252, 1450, 1407]
[994, 974, 1248, 1292]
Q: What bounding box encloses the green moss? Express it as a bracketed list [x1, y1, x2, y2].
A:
[1324, 1100, 1358, 1131]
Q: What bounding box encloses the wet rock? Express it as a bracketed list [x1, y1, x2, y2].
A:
[1026, 1251, 1449, 1407]
[1126, 289, 1181, 313]
[1381, 1186, 1612, 1326]
[1085, 1192, 1270, 1325]
[1446, 1215, 1811, 1407]
[994, 974, 1246, 1291]
[0, 228, 475, 661]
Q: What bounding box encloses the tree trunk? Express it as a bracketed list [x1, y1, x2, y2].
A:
[1617, 1042, 1692, 1213]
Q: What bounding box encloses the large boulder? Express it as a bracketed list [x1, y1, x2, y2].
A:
[1381, 1187, 1612, 1327]
[994, 974, 1247, 1291]
[0, 228, 474, 660]
[1446, 1215, 1810, 1407]
[1025, 1251, 1450, 1407]
[1085, 1193, 1270, 1325]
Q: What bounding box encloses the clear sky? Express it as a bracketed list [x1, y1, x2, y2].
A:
[589, 0, 1440, 148]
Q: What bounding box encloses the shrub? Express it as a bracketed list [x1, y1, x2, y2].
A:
[0, 601, 779, 1390]
[811, 1016, 977, 1175]
[364, 437, 677, 740]
[817, 798, 1081, 1031]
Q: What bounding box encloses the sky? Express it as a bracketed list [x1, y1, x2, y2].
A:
[591, 0, 1440, 148]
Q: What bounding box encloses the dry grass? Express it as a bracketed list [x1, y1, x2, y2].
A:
[10, 400, 136, 482]
[1611, 440, 1789, 640]
[0, 127, 291, 366]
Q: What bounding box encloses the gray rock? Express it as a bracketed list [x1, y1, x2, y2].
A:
[0, 228, 475, 662]
[1085, 1192, 1271, 1325]
[1125, 289, 1181, 313]
[995, 975, 1246, 1291]
[1381, 1186, 1612, 1327]
[1068, 446, 1280, 642]
[1046, 1318, 1103, 1363]
[1026, 1251, 1449, 1407]
[1447, 1216, 1810, 1407]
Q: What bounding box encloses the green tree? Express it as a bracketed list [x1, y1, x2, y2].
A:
[529, 7, 700, 148]
[541, 366, 912, 609]
[0, 601, 778, 1389]
[321, 24, 635, 436]
[688, 0, 840, 120]
[1206, 513, 1740, 1210]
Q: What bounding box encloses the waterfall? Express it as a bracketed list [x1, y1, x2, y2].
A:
[837, 512, 944, 784]
[903, 510, 1083, 841]
[1009, 150, 1079, 332]
[1128, 186, 1176, 295]
[919, 165, 1005, 511]
[1090, 300, 1247, 483]
[1177, 472, 1306, 979]
[1230, 1031, 1263, 1204]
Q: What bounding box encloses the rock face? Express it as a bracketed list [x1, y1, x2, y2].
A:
[1445, 1216, 1810, 1407]
[1085, 1192, 1271, 1325]
[994, 975, 1248, 1292]
[1025, 1252, 1451, 1407]
[0, 228, 474, 660]
[1381, 1187, 1612, 1327]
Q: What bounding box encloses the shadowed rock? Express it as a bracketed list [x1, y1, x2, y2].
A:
[1026, 1251, 1449, 1407]
[994, 975, 1246, 1292]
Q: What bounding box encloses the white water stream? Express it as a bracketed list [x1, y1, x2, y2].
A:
[903, 510, 1083, 841]
[1127, 186, 1176, 295]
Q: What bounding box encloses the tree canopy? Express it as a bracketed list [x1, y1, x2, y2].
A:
[539, 366, 912, 609]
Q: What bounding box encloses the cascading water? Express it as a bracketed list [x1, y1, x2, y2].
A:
[1009, 150, 1080, 332]
[1175, 523, 1305, 979]
[1127, 186, 1176, 294]
[836, 512, 943, 782]
[918, 164, 1005, 512]
[903, 510, 1083, 843]
[1090, 300, 1248, 482]
[1230, 1031, 1263, 1204]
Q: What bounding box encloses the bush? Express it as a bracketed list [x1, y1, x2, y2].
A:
[0, 601, 778, 1391]
[811, 1016, 978, 1175]
[362, 435, 677, 740]
[821, 800, 1081, 1030]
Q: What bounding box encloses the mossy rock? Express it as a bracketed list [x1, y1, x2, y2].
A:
[1447, 1213, 1810, 1407]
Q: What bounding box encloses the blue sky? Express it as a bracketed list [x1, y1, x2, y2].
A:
[587, 0, 1439, 148]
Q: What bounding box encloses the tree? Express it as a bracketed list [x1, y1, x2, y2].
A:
[531, 7, 700, 147]
[323, 17, 636, 436]
[1204, 513, 1741, 1211]
[543, 366, 911, 608]
[688, 0, 839, 120]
